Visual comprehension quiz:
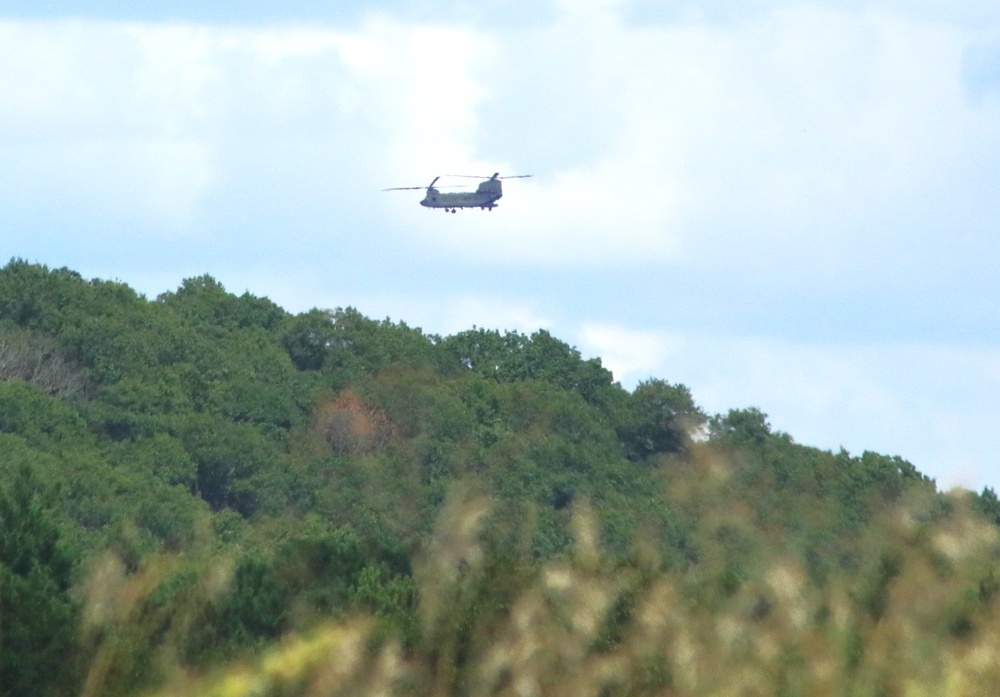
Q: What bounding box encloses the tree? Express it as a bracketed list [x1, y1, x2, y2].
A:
[975, 487, 1000, 527]
[183, 554, 289, 664]
[708, 407, 773, 447]
[0, 259, 141, 337]
[441, 328, 618, 406]
[620, 379, 706, 460]
[157, 275, 287, 331]
[283, 309, 337, 371]
[0, 466, 80, 697]
[178, 416, 282, 515]
[319, 308, 440, 382]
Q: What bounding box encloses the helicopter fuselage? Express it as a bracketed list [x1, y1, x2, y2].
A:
[384, 172, 529, 212]
[421, 177, 502, 211]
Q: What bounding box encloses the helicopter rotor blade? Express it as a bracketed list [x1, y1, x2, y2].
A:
[444, 174, 533, 180]
[383, 184, 471, 191]
[383, 173, 532, 191]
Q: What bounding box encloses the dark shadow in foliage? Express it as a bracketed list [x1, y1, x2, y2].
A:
[550, 485, 575, 510]
[854, 549, 903, 621]
[179, 417, 283, 516]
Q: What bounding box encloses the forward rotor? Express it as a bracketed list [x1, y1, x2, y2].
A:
[384, 174, 532, 191]
[444, 173, 533, 180]
[383, 184, 471, 191]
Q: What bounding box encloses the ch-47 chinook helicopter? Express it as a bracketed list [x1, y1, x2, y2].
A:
[383, 173, 532, 212]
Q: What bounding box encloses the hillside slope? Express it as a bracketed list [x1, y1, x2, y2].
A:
[1, 259, 998, 697]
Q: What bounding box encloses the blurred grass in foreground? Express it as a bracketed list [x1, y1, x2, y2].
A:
[88, 482, 1000, 697]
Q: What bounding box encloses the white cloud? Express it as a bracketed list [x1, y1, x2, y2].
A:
[5, 9, 998, 265]
[0, 22, 219, 228]
[578, 323, 683, 385]
[623, 0, 1000, 29]
[3, 138, 216, 225]
[334, 18, 495, 174]
[394, 4, 999, 269]
[0, 18, 494, 233]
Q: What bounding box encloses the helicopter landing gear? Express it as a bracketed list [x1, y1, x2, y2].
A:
[451, 208, 457, 214]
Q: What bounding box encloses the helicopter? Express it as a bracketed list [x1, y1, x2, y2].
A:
[383, 173, 532, 212]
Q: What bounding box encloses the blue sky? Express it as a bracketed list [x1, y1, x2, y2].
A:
[3, 0, 1000, 490]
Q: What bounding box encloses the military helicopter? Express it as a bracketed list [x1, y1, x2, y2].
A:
[383, 173, 532, 212]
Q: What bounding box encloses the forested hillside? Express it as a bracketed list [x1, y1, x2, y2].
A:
[2, 259, 1000, 697]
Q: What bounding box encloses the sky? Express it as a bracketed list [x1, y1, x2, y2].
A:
[2, 0, 1000, 491]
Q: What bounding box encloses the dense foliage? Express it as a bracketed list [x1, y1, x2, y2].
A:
[0, 259, 996, 696]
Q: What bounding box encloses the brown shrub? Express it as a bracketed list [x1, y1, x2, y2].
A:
[314, 391, 395, 456]
[0, 327, 85, 398]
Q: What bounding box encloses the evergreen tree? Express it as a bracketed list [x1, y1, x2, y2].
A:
[0, 466, 80, 697]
